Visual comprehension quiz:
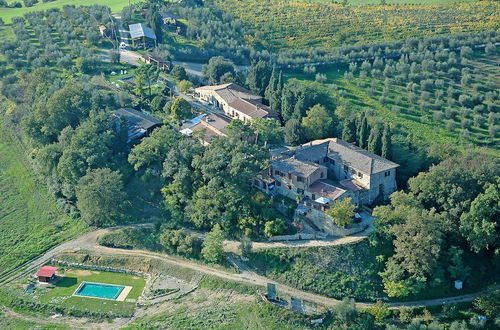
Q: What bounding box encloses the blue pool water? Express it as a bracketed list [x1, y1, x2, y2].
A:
[74, 282, 125, 300]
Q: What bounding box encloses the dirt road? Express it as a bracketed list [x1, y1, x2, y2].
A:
[1, 225, 492, 311]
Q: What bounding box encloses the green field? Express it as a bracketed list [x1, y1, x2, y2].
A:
[0, 0, 142, 23]
[38, 268, 145, 315]
[0, 122, 85, 278]
[216, 0, 499, 50]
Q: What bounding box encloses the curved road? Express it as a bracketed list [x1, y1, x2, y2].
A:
[1, 226, 493, 311]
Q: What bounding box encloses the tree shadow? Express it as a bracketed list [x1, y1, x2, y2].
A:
[54, 276, 77, 288]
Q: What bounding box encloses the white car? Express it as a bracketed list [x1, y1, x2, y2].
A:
[119, 42, 128, 49]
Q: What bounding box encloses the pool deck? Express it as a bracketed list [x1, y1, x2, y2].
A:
[116, 286, 132, 301]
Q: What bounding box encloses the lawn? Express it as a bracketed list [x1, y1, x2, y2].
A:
[38, 268, 146, 316]
[0, 121, 85, 278]
[0, 0, 142, 23]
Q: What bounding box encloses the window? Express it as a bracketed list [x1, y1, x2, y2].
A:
[323, 157, 328, 163]
[385, 171, 391, 177]
[311, 194, 316, 200]
[288, 173, 292, 180]
[358, 172, 363, 178]
[297, 176, 305, 183]
[344, 165, 349, 172]
[320, 171, 324, 178]
[276, 180, 281, 187]
[329, 158, 335, 165]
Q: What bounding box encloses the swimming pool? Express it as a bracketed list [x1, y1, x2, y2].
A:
[73, 282, 125, 300]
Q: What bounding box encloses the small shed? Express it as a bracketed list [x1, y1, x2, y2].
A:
[37, 266, 58, 283]
[141, 54, 170, 71]
[160, 11, 179, 26]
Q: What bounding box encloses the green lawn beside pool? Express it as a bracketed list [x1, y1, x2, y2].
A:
[38, 268, 146, 316]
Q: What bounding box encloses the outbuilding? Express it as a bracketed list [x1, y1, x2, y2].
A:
[129, 23, 157, 48]
[37, 266, 58, 283]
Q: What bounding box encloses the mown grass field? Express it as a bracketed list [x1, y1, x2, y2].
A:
[0, 0, 142, 23]
[38, 268, 145, 315]
[216, 0, 499, 50]
[0, 121, 85, 278]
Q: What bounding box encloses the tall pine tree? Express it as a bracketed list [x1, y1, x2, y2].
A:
[381, 124, 392, 159]
[341, 117, 357, 143]
[357, 113, 369, 149]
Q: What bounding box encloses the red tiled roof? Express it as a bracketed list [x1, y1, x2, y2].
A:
[37, 266, 57, 277]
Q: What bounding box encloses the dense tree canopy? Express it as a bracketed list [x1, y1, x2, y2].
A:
[76, 168, 128, 226]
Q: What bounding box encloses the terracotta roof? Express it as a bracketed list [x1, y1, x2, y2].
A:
[190, 113, 231, 143]
[228, 98, 278, 119]
[308, 180, 347, 201]
[37, 266, 57, 277]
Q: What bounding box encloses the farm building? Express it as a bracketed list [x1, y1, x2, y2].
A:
[112, 108, 163, 142]
[37, 266, 58, 283]
[129, 23, 157, 48]
[160, 11, 179, 25]
[99, 25, 114, 39]
[141, 54, 171, 71]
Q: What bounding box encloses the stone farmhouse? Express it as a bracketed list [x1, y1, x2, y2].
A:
[194, 83, 279, 122]
[255, 137, 399, 214]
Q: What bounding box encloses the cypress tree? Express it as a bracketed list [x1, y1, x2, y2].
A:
[357, 113, 369, 149]
[381, 124, 392, 159]
[368, 127, 382, 155]
[265, 66, 277, 103]
[342, 117, 357, 143]
[273, 70, 283, 112]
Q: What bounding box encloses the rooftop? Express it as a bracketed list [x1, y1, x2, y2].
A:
[112, 108, 162, 141]
[308, 179, 347, 201]
[196, 83, 261, 104]
[190, 113, 231, 142]
[228, 98, 278, 119]
[292, 138, 399, 175]
[129, 23, 157, 40]
[37, 266, 57, 277]
[272, 157, 324, 177]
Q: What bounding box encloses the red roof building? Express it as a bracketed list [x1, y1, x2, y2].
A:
[37, 266, 57, 282]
